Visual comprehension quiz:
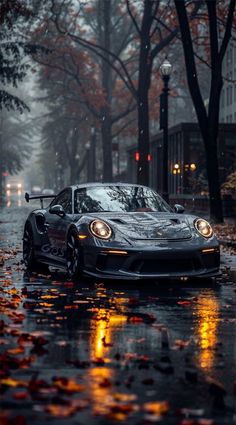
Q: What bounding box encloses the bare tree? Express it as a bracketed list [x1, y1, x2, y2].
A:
[174, 0, 236, 223]
[42, 0, 137, 181]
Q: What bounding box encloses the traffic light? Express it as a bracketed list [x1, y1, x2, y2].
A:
[134, 152, 151, 161]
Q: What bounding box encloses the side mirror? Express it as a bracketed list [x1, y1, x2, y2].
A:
[174, 204, 185, 214]
[49, 204, 66, 217]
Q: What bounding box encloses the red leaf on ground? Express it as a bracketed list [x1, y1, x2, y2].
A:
[128, 316, 144, 323]
[177, 300, 192, 306]
[13, 391, 28, 400]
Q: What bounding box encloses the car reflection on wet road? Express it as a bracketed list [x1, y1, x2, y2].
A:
[1, 204, 236, 425]
[5, 187, 23, 208]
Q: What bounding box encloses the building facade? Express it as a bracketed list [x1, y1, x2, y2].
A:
[220, 41, 236, 123]
[127, 122, 236, 199]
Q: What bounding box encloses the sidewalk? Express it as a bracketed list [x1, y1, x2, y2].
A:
[220, 243, 236, 281]
[212, 221, 236, 279]
[213, 221, 236, 248]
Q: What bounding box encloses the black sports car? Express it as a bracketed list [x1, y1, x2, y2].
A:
[23, 183, 220, 280]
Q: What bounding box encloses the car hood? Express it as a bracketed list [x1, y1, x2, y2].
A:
[93, 212, 192, 240]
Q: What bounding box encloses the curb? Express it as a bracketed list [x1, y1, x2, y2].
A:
[218, 239, 236, 249]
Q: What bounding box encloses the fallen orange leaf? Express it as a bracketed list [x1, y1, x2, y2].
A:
[0, 377, 28, 388]
[7, 347, 25, 355]
[46, 404, 77, 417]
[143, 400, 170, 415]
[53, 377, 84, 393]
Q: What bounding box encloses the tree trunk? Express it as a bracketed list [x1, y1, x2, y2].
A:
[100, 0, 113, 181]
[174, 0, 231, 223]
[204, 136, 223, 222]
[101, 106, 113, 181]
[137, 80, 150, 186]
[0, 167, 3, 207]
[206, 69, 224, 223]
[69, 162, 76, 185]
[136, 0, 152, 186]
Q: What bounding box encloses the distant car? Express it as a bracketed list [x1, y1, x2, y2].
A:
[6, 180, 23, 192]
[31, 186, 42, 194]
[23, 183, 220, 280]
[42, 188, 55, 195]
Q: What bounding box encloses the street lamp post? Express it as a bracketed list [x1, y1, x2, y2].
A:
[86, 128, 97, 182]
[160, 59, 172, 204]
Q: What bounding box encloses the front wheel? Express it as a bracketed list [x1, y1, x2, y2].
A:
[23, 225, 42, 270]
[66, 230, 82, 279]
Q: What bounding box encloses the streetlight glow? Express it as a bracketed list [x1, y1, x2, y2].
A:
[160, 59, 172, 77]
[159, 58, 172, 203]
[190, 163, 197, 171]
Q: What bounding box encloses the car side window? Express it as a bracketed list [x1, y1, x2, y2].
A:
[50, 189, 72, 214]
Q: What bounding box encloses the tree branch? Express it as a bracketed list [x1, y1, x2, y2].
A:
[126, 0, 141, 35]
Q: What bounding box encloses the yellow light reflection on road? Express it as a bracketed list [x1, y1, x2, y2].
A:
[90, 307, 127, 361]
[87, 367, 114, 416]
[195, 294, 220, 370]
[87, 292, 128, 416]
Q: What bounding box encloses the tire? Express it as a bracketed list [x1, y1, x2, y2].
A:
[23, 224, 45, 271]
[66, 229, 82, 279]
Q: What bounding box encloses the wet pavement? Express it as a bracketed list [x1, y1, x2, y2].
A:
[1, 201, 236, 425]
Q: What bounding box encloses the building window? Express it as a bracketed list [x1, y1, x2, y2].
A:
[221, 89, 224, 108]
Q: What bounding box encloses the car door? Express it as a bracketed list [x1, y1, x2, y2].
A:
[44, 188, 73, 262]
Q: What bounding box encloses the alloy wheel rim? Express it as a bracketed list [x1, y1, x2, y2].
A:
[23, 229, 33, 264]
[67, 233, 79, 276]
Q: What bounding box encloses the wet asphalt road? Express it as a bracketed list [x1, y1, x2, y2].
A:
[1, 201, 236, 425]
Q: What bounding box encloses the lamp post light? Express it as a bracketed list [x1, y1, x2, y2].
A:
[160, 58, 172, 203]
[90, 127, 96, 181]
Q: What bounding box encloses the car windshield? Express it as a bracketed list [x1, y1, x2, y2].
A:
[74, 186, 172, 213]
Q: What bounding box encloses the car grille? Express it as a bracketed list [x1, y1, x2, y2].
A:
[202, 252, 219, 268]
[130, 258, 200, 274]
[96, 251, 219, 276]
[97, 254, 126, 272]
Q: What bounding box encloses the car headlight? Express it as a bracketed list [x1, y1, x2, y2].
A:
[194, 219, 213, 238]
[90, 220, 112, 240]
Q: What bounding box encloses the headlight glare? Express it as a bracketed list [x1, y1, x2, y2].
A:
[194, 219, 213, 238]
[90, 220, 112, 240]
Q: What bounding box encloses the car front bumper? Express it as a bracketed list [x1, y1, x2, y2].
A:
[82, 244, 220, 280]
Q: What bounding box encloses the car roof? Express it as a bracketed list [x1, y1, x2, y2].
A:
[67, 182, 150, 190]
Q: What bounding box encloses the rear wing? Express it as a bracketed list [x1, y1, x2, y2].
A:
[25, 192, 56, 208]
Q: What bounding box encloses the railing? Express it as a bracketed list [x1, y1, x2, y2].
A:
[169, 195, 236, 218]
